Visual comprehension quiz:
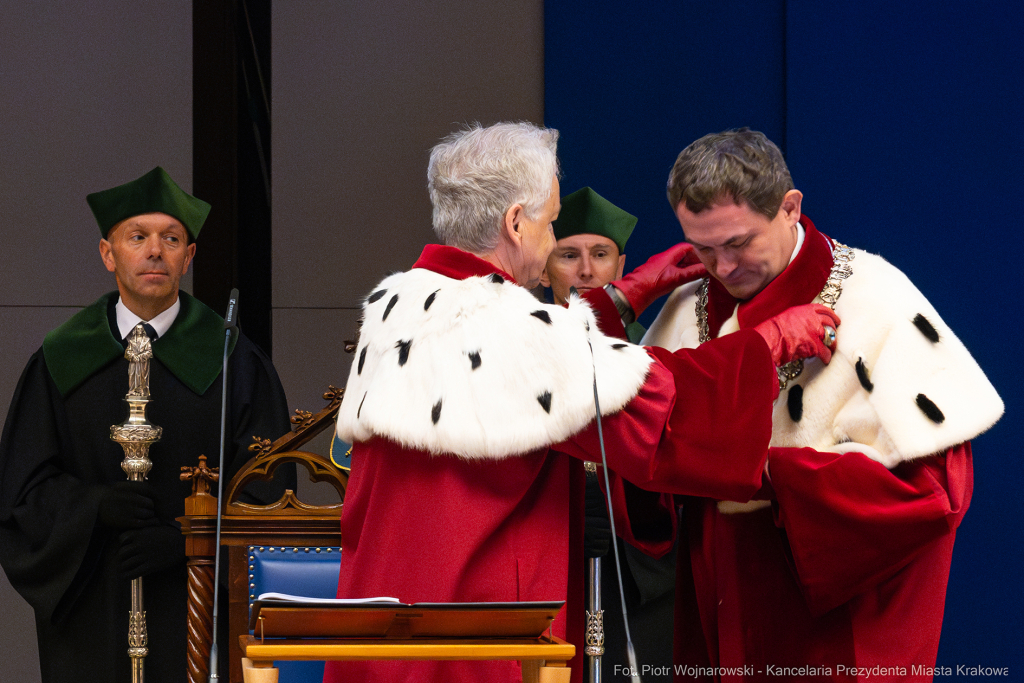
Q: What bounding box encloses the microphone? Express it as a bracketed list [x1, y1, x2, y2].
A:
[224, 288, 240, 331]
[209, 288, 239, 682]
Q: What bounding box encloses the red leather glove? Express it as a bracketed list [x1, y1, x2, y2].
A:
[611, 242, 707, 317]
[753, 304, 841, 366]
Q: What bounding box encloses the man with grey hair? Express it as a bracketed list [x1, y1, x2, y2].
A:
[324, 122, 836, 683]
[624, 128, 1004, 679]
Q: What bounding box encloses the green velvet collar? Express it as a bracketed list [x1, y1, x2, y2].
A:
[43, 291, 238, 397]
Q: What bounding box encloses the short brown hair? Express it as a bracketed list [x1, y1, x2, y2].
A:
[666, 128, 793, 220]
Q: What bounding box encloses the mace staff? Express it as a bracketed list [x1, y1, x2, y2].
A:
[110, 323, 163, 683]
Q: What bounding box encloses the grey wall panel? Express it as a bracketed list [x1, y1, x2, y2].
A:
[272, 307, 360, 506]
[272, 308, 361, 417]
[272, 0, 545, 310]
[0, 2, 193, 307]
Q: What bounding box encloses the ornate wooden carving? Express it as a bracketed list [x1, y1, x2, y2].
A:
[291, 409, 314, 431]
[223, 448, 345, 515]
[179, 385, 348, 683]
[249, 385, 345, 455]
[247, 436, 273, 459]
[181, 455, 219, 506]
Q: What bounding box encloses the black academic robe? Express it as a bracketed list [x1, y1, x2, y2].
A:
[0, 292, 294, 683]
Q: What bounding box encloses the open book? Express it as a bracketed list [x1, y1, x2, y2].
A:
[256, 592, 403, 605]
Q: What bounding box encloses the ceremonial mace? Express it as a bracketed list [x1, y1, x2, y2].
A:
[110, 324, 163, 683]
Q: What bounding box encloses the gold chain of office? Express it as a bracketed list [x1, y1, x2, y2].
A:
[696, 239, 855, 389]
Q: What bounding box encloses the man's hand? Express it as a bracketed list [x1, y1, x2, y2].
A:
[117, 524, 186, 580]
[612, 242, 707, 317]
[753, 304, 841, 366]
[97, 481, 157, 529]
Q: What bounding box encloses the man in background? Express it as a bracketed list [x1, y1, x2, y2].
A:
[542, 186, 701, 344]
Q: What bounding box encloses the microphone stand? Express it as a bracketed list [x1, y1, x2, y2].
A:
[208, 288, 239, 682]
[577, 290, 642, 683]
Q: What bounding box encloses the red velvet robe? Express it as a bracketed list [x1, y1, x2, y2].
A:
[620, 218, 974, 682]
[324, 245, 776, 683]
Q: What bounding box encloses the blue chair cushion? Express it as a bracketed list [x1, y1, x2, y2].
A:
[248, 546, 342, 682]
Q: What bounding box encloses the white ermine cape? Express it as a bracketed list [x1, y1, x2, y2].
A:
[338, 269, 653, 459]
[644, 248, 1003, 468]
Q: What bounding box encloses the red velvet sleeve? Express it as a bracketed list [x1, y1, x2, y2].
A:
[556, 328, 775, 502]
[768, 442, 973, 614]
[603, 469, 678, 558]
[581, 287, 629, 339]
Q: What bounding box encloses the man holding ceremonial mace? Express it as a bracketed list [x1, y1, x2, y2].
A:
[0, 167, 294, 683]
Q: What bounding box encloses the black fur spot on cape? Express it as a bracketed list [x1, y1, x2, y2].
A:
[489, 273, 505, 284]
[611, 343, 627, 350]
[915, 394, 945, 423]
[424, 290, 439, 310]
[856, 358, 874, 392]
[913, 314, 940, 343]
[787, 385, 804, 422]
[357, 392, 367, 419]
[358, 347, 367, 374]
[469, 351, 481, 370]
[368, 289, 387, 304]
[396, 340, 412, 366]
[383, 294, 399, 321]
[531, 310, 552, 325]
[537, 391, 552, 413]
[431, 399, 442, 424]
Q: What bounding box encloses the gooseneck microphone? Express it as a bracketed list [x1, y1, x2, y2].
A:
[208, 288, 239, 682]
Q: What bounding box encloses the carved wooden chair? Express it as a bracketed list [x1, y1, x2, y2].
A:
[179, 385, 348, 683]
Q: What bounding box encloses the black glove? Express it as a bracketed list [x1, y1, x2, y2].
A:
[584, 473, 612, 559]
[116, 524, 186, 580]
[97, 481, 157, 529]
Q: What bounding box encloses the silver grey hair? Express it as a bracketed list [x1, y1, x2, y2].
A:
[428, 122, 560, 254]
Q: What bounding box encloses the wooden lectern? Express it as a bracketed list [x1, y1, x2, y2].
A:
[242, 599, 574, 682]
[240, 635, 573, 683]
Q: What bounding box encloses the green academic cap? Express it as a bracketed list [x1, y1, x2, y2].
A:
[87, 166, 211, 240]
[552, 187, 637, 254]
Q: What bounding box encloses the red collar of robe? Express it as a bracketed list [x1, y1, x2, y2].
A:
[412, 243, 518, 283]
[706, 215, 836, 335]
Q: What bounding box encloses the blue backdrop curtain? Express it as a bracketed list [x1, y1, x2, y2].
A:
[546, 0, 1022, 670]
